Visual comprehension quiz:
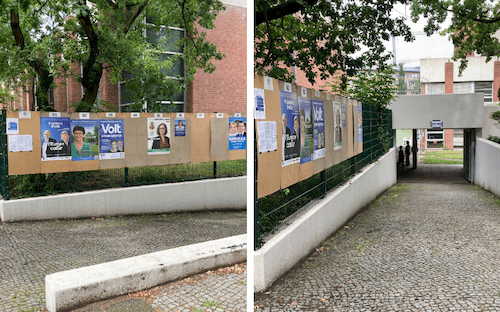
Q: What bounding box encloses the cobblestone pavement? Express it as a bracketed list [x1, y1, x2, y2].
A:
[255, 164, 500, 311]
[0, 211, 246, 312]
[70, 263, 247, 312]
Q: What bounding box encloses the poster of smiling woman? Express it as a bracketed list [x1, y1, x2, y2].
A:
[99, 119, 124, 160]
[40, 117, 71, 161]
[229, 117, 246, 150]
[70, 119, 99, 161]
[147, 117, 171, 155]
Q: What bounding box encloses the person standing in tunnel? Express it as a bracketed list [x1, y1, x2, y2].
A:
[405, 141, 411, 166]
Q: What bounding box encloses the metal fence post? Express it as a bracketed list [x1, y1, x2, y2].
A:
[213, 161, 217, 179]
[125, 167, 129, 186]
[254, 121, 260, 248]
[0, 110, 9, 200]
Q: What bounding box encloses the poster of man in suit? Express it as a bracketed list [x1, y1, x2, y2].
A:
[280, 90, 299, 167]
[40, 117, 71, 161]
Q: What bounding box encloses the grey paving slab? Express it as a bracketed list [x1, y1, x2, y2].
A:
[0, 211, 246, 312]
[255, 164, 500, 311]
[69, 263, 247, 312]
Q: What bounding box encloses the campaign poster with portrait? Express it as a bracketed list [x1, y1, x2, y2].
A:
[70, 119, 99, 161]
[357, 104, 363, 143]
[342, 103, 347, 128]
[229, 117, 247, 150]
[280, 90, 300, 167]
[312, 100, 325, 160]
[298, 97, 313, 164]
[40, 117, 71, 161]
[334, 102, 343, 150]
[175, 118, 186, 137]
[147, 117, 171, 155]
[99, 119, 124, 160]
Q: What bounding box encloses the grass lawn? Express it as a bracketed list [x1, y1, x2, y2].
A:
[423, 150, 463, 164]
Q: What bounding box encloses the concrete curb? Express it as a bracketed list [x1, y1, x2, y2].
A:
[254, 148, 397, 292]
[1, 176, 246, 222]
[45, 234, 247, 312]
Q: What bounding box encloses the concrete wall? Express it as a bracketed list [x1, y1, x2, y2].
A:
[391, 94, 484, 129]
[475, 138, 500, 197]
[0, 176, 246, 222]
[421, 57, 499, 83]
[478, 105, 500, 138]
[254, 148, 397, 293]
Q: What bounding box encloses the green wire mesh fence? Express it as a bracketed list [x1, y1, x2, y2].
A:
[254, 104, 393, 249]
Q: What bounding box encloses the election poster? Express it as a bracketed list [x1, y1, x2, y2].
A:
[70, 119, 99, 161]
[334, 102, 342, 150]
[147, 117, 171, 155]
[254, 88, 266, 120]
[175, 118, 186, 137]
[99, 119, 124, 160]
[280, 90, 300, 167]
[40, 117, 71, 161]
[298, 97, 313, 164]
[229, 117, 246, 150]
[312, 100, 325, 160]
[357, 104, 363, 143]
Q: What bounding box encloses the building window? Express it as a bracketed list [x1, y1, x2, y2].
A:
[425, 83, 445, 94]
[427, 130, 444, 149]
[453, 82, 474, 94]
[47, 87, 55, 109]
[146, 18, 185, 113]
[475, 81, 493, 103]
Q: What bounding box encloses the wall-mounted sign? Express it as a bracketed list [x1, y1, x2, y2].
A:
[430, 120, 443, 128]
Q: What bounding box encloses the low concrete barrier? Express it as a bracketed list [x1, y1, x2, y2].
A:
[254, 148, 397, 292]
[45, 234, 246, 312]
[1, 176, 246, 222]
[475, 138, 500, 196]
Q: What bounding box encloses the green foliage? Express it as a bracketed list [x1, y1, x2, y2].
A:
[488, 135, 500, 144]
[327, 67, 397, 152]
[254, 0, 413, 86]
[411, 0, 500, 76]
[0, 0, 225, 111]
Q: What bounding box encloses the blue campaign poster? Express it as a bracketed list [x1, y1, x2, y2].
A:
[298, 97, 313, 164]
[99, 119, 125, 160]
[313, 100, 325, 160]
[229, 117, 246, 150]
[70, 119, 99, 161]
[175, 118, 186, 137]
[40, 117, 71, 161]
[357, 105, 363, 142]
[280, 90, 299, 166]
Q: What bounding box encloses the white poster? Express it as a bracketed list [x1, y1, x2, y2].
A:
[9, 135, 33, 152]
[6, 118, 19, 135]
[254, 88, 266, 120]
[257, 121, 277, 154]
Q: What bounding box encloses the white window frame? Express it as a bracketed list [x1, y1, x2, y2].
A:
[426, 129, 444, 149]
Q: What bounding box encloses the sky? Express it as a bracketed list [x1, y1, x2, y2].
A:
[384, 4, 454, 64]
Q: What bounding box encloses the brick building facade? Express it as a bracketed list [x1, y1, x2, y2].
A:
[2, 0, 246, 114]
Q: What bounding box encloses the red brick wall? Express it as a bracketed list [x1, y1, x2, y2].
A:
[101, 67, 119, 111]
[187, 4, 246, 113]
[494, 61, 500, 102]
[444, 129, 454, 150]
[445, 62, 453, 94]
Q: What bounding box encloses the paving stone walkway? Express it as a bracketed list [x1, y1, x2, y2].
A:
[255, 164, 500, 311]
[0, 211, 246, 312]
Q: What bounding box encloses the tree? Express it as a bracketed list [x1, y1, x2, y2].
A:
[0, 0, 225, 111]
[397, 63, 407, 95]
[410, 0, 500, 76]
[327, 67, 398, 151]
[255, 0, 414, 89]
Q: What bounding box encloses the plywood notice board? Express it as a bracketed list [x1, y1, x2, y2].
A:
[7, 111, 240, 176]
[255, 75, 281, 198]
